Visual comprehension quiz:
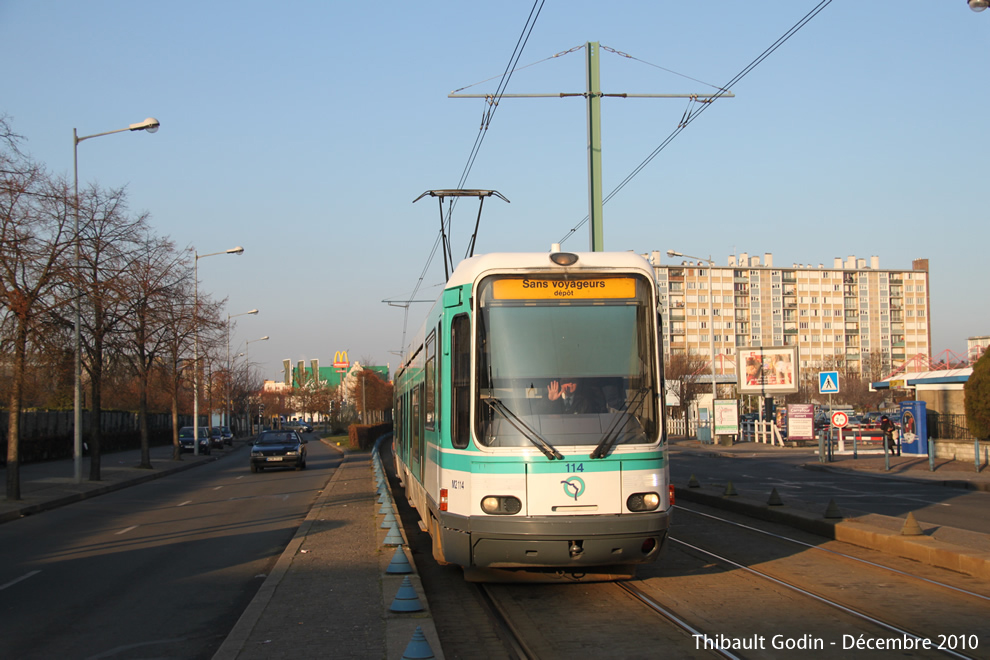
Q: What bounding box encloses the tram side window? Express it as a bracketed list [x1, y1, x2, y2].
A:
[425, 330, 436, 430]
[451, 314, 470, 449]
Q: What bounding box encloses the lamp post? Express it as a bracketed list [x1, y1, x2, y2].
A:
[72, 117, 160, 482]
[227, 309, 259, 432]
[193, 246, 244, 454]
[667, 250, 717, 441]
[968, 0, 989, 12]
[245, 336, 269, 434]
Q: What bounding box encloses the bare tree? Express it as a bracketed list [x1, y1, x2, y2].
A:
[1, 123, 74, 499]
[119, 233, 185, 468]
[662, 353, 710, 436]
[70, 185, 149, 481]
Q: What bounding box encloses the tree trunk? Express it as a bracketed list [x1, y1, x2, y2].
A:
[171, 381, 182, 461]
[138, 371, 152, 469]
[88, 352, 103, 482]
[5, 321, 28, 500]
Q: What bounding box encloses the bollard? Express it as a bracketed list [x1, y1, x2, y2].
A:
[387, 547, 414, 575]
[389, 576, 425, 613]
[381, 510, 397, 528]
[767, 488, 783, 506]
[824, 498, 843, 519]
[401, 626, 436, 660]
[687, 474, 700, 488]
[723, 481, 738, 497]
[383, 522, 404, 546]
[883, 438, 890, 472]
[901, 512, 924, 536]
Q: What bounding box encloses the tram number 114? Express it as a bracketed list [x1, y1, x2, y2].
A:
[566, 463, 585, 473]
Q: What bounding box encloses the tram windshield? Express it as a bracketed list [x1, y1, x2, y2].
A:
[475, 273, 659, 452]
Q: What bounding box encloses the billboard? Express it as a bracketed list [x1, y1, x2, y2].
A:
[735, 346, 799, 394]
[714, 399, 739, 436]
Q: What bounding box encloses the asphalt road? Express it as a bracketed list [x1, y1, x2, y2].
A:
[0, 437, 341, 660]
[669, 448, 990, 534]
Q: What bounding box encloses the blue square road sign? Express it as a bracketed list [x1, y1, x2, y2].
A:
[819, 371, 840, 394]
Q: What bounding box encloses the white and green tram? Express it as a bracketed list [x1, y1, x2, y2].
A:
[393, 249, 671, 582]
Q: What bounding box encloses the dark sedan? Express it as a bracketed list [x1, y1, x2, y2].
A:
[250, 430, 307, 472]
[178, 426, 211, 455]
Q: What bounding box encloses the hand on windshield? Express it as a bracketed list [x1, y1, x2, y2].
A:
[547, 380, 562, 401]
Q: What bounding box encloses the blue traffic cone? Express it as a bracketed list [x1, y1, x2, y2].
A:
[401, 626, 435, 659]
[383, 522, 404, 546]
[387, 547, 413, 574]
[389, 577, 424, 612]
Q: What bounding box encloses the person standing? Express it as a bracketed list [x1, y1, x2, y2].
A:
[880, 415, 899, 456]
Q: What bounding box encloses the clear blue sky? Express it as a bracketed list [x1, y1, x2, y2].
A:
[3, 1, 987, 380]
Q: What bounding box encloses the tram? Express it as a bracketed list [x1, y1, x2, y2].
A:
[392, 246, 671, 582]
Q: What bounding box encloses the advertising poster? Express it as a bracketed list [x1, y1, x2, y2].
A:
[787, 403, 815, 441]
[735, 346, 800, 395]
[714, 399, 739, 436]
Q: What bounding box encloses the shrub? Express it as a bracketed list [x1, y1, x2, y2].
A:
[964, 350, 990, 439]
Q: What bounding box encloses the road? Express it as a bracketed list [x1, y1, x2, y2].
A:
[669, 447, 990, 534]
[0, 437, 340, 660]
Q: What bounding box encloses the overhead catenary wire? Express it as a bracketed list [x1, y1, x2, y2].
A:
[559, 0, 834, 246]
[395, 0, 546, 356]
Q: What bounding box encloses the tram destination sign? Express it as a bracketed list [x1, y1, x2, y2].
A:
[492, 277, 636, 300]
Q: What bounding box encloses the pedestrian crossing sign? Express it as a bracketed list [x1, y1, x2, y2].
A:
[819, 371, 840, 394]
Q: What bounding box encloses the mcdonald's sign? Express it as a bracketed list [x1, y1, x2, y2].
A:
[333, 351, 349, 371]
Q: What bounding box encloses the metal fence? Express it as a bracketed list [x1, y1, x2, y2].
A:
[927, 412, 974, 442]
[0, 409, 192, 463]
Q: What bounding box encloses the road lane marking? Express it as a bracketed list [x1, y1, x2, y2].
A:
[115, 526, 138, 535]
[0, 570, 40, 591]
[177, 500, 192, 507]
[213, 486, 223, 491]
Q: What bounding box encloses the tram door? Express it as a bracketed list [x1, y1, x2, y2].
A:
[411, 383, 425, 482]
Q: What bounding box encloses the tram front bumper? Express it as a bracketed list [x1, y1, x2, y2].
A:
[445, 510, 670, 569]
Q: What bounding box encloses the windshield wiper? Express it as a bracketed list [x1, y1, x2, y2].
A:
[590, 387, 650, 459]
[481, 395, 564, 460]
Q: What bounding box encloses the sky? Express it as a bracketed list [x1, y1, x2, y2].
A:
[2, 1, 987, 381]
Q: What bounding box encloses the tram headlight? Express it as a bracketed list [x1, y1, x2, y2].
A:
[481, 495, 522, 515]
[627, 492, 660, 512]
[549, 251, 579, 266]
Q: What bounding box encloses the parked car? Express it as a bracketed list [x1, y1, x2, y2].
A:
[250, 430, 307, 472]
[178, 426, 211, 455]
[283, 420, 313, 434]
[209, 427, 225, 449]
[220, 426, 234, 445]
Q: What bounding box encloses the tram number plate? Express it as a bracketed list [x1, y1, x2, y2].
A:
[266, 457, 284, 461]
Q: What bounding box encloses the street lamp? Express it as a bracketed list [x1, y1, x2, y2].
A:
[72, 117, 160, 482]
[193, 246, 244, 454]
[969, 0, 989, 12]
[667, 250, 717, 442]
[227, 309, 259, 433]
[245, 335, 269, 434]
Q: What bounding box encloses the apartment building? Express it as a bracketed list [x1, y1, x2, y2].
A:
[644, 251, 931, 382]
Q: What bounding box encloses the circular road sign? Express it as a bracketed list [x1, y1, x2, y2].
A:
[831, 411, 849, 428]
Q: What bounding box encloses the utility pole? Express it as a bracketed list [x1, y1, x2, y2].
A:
[450, 41, 733, 252]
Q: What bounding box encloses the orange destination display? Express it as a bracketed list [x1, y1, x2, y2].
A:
[492, 277, 637, 300]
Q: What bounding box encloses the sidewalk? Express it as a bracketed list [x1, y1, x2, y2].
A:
[213, 441, 443, 660]
[0, 442, 222, 523]
[670, 437, 990, 579]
